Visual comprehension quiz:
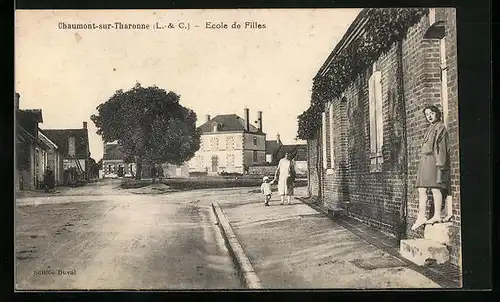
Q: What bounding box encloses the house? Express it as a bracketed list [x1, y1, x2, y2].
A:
[303, 8, 460, 266]
[275, 144, 308, 176]
[15, 93, 53, 190]
[265, 133, 282, 164]
[102, 142, 188, 179]
[38, 130, 64, 186]
[265, 134, 308, 175]
[43, 122, 91, 184]
[188, 108, 266, 174]
[102, 142, 136, 178]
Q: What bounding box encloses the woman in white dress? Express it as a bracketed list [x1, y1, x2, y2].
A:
[273, 152, 296, 205]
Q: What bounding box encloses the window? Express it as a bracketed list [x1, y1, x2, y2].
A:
[210, 137, 219, 150]
[226, 136, 235, 150]
[322, 111, 327, 169]
[253, 137, 257, 146]
[368, 63, 384, 172]
[227, 154, 235, 167]
[253, 150, 258, 163]
[329, 101, 336, 169]
[440, 38, 449, 126]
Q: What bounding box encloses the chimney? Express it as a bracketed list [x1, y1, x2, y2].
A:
[257, 111, 263, 132]
[83, 121, 87, 129]
[244, 107, 250, 132]
[15, 93, 20, 111]
[276, 133, 281, 143]
[205, 114, 211, 122]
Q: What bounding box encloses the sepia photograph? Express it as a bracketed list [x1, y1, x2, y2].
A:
[15, 8, 463, 290]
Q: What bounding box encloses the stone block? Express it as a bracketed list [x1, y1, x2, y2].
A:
[424, 222, 453, 246]
[400, 238, 450, 266]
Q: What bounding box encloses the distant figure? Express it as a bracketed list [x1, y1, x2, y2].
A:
[43, 167, 55, 193]
[260, 176, 272, 206]
[151, 165, 158, 184]
[273, 152, 296, 205]
[157, 165, 164, 182]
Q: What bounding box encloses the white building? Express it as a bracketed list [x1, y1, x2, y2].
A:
[102, 141, 136, 178]
[188, 108, 266, 174]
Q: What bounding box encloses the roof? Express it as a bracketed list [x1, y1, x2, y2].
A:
[41, 128, 89, 158]
[103, 143, 126, 160]
[265, 140, 281, 155]
[276, 144, 308, 162]
[198, 114, 262, 134]
[316, 9, 369, 79]
[38, 131, 59, 149]
[18, 109, 43, 124]
[17, 126, 36, 143]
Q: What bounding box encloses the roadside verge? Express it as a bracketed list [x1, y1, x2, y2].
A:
[211, 202, 262, 289]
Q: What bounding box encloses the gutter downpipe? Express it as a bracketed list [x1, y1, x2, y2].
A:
[397, 39, 409, 242]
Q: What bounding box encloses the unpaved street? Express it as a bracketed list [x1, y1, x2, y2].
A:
[15, 179, 243, 290]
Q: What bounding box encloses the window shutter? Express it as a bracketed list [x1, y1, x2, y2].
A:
[374, 71, 384, 156]
[329, 102, 335, 169]
[322, 111, 327, 169]
[368, 74, 377, 155]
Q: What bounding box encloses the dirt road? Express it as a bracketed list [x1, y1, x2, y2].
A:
[15, 180, 243, 290]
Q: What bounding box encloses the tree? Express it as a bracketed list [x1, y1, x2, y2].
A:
[90, 83, 201, 180]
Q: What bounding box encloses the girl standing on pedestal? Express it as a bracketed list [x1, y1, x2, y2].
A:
[412, 105, 451, 231]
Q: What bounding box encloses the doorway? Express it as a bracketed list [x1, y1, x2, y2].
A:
[211, 156, 218, 173]
[117, 165, 124, 177]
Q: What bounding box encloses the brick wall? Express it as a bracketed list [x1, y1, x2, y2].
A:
[402, 9, 461, 265]
[339, 41, 407, 236]
[444, 8, 461, 266]
[319, 98, 351, 210]
[307, 137, 321, 198]
[305, 9, 460, 266]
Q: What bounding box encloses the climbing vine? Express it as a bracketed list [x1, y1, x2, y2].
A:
[297, 8, 428, 140]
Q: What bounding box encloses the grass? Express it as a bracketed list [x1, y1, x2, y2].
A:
[120, 177, 307, 191]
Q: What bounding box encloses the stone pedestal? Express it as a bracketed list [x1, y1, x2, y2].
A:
[400, 238, 450, 266]
[424, 222, 453, 246]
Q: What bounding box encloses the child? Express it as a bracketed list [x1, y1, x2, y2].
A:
[260, 176, 272, 206]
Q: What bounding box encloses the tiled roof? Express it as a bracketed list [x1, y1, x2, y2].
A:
[276, 144, 308, 161]
[18, 109, 43, 123]
[41, 128, 89, 158]
[198, 114, 261, 134]
[103, 143, 126, 160]
[265, 140, 281, 154]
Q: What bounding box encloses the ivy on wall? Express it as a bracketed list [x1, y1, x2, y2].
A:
[297, 8, 429, 140]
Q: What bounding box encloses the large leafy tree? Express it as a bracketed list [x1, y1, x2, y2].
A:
[91, 83, 201, 179]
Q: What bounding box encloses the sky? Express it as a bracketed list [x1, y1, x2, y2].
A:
[15, 9, 361, 161]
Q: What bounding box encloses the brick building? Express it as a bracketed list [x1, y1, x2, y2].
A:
[306, 8, 461, 266]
